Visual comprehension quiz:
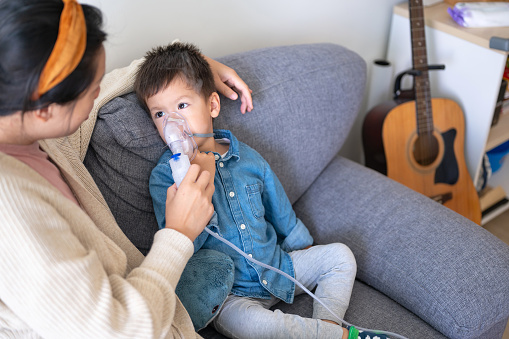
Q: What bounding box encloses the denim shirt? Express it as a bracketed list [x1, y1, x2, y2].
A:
[150, 129, 313, 303]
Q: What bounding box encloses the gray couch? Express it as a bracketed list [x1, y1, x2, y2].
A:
[84, 43, 509, 339]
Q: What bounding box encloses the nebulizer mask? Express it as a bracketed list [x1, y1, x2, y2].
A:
[163, 111, 214, 187]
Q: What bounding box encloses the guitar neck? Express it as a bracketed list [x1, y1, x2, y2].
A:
[409, 0, 433, 135]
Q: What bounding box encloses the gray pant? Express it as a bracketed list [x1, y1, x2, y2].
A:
[213, 243, 357, 339]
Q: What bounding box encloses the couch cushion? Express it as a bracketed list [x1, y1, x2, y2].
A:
[213, 43, 365, 204]
[197, 280, 446, 339]
[84, 92, 162, 254]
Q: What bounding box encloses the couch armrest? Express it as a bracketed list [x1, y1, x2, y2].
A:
[293, 156, 509, 339]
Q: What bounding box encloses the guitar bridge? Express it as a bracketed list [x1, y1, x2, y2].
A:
[430, 192, 453, 205]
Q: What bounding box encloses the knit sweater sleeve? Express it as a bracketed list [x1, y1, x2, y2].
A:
[0, 159, 196, 338]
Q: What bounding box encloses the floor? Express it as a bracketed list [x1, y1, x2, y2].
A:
[483, 210, 509, 339]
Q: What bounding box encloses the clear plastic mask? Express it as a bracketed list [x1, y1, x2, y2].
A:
[162, 111, 198, 161]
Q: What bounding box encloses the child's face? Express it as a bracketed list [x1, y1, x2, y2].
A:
[146, 77, 219, 149]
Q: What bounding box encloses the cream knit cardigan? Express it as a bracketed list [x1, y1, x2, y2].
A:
[0, 58, 201, 338]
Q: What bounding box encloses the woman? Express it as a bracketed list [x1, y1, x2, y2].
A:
[0, 0, 252, 337]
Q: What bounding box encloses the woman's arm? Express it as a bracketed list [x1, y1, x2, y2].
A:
[0, 188, 191, 338]
[0, 159, 216, 338]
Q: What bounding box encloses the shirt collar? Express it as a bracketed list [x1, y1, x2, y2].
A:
[213, 129, 240, 161]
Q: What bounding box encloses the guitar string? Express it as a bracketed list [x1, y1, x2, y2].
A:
[410, 2, 435, 165]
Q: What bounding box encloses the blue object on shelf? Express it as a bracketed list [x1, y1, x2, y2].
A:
[487, 140, 509, 173]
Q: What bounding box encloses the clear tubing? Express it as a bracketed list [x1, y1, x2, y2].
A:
[203, 228, 409, 339]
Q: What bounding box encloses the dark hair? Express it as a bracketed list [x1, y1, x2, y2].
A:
[0, 0, 107, 116]
[134, 41, 216, 112]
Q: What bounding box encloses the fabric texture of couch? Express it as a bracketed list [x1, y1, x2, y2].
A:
[84, 43, 509, 339]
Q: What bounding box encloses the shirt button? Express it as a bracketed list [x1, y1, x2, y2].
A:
[229, 191, 235, 198]
[262, 280, 268, 285]
[219, 162, 224, 168]
[240, 224, 246, 230]
[248, 254, 253, 258]
[214, 154, 220, 161]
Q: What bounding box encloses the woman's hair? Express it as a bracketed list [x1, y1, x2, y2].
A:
[134, 41, 216, 112]
[0, 0, 107, 116]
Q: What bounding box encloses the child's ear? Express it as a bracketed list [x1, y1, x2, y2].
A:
[209, 92, 221, 118]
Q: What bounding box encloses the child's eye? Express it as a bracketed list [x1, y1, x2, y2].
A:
[155, 111, 165, 119]
[178, 103, 189, 110]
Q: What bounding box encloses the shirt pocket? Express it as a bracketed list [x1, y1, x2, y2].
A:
[246, 183, 264, 219]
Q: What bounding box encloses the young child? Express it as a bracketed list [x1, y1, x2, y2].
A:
[135, 42, 390, 339]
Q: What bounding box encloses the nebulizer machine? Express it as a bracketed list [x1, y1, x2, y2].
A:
[163, 112, 407, 339]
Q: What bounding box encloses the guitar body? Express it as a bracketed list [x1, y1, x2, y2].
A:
[382, 98, 481, 224]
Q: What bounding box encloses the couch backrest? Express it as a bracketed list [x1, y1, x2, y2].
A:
[84, 43, 366, 254]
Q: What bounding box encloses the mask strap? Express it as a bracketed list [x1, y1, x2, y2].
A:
[192, 132, 215, 138]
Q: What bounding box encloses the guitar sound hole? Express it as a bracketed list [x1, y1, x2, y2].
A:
[413, 134, 439, 166]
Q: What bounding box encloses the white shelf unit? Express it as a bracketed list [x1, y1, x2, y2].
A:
[487, 110, 509, 151]
[386, 2, 509, 225]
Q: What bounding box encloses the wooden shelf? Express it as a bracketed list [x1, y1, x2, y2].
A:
[483, 155, 509, 224]
[487, 111, 509, 151]
[479, 185, 509, 225]
[482, 199, 509, 225]
[394, 2, 509, 54]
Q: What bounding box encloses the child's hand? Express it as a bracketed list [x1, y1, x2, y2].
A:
[164, 164, 215, 241]
[192, 152, 216, 189]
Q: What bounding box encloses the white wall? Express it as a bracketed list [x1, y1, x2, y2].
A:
[82, 0, 405, 163]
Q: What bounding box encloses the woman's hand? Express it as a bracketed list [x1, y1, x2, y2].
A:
[204, 55, 253, 114]
[164, 164, 215, 241]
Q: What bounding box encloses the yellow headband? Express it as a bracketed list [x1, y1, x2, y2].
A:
[36, 0, 87, 97]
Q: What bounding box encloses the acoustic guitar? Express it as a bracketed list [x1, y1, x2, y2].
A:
[362, 0, 481, 224]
